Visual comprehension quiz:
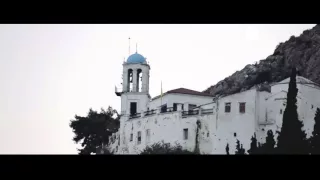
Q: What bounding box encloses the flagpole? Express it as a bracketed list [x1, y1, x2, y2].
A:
[161, 81, 162, 107]
[128, 37, 131, 55]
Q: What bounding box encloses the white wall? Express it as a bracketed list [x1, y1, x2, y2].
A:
[257, 92, 286, 144]
[121, 92, 150, 115]
[257, 82, 320, 144]
[297, 83, 320, 137]
[271, 83, 288, 94]
[120, 111, 201, 154]
[212, 89, 258, 154]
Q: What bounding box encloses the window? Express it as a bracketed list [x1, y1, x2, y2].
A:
[146, 129, 150, 143]
[239, 102, 246, 113]
[130, 133, 133, 142]
[130, 102, 137, 115]
[173, 103, 178, 111]
[280, 109, 283, 114]
[137, 131, 141, 144]
[225, 103, 231, 113]
[183, 128, 188, 140]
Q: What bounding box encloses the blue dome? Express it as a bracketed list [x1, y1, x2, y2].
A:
[127, 53, 146, 64]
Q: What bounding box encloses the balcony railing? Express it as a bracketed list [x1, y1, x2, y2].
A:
[129, 113, 141, 119]
[144, 110, 156, 116]
[258, 119, 275, 125]
[161, 107, 177, 113]
[201, 108, 214, 115]
[182, 110, 199, 116]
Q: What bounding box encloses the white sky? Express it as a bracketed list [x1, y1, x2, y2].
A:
[0, 24, 315, 154]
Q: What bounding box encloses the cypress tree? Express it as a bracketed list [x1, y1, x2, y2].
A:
[263, 130, 276, 154]
[248, 133, 258, 155]
[235, 139, 246, 155]
[277, 68, 308, 154]
[226, 143, 230, 155]
[311, 108, 320, 154]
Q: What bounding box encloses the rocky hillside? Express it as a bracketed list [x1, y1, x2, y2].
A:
[203, 24, 320, 97]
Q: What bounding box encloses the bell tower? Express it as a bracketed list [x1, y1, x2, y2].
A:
[115, 51, 151, 116]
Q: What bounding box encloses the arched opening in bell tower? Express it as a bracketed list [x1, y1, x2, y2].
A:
[137, 69, 143, 92]
[127, 69, 133, 92]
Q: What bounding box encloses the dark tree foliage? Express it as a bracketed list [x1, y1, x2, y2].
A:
[226, 143, 230, 155]
[310, 108, 320, 154]
[69, 106, 120, 155]
[235, 139, 246, 155]
[261, 130, 276, 154]
[248, 133, 258, 155]
[98, 146, 113, 155]
[277, 68, 308, 154]
[140, 141, 196, 155]
[194, 120, 201, 154]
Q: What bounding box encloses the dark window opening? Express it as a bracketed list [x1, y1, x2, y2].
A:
[234, 132, 237, 137]
[137, 69, 142, 92]
[207, 132, 209, 137]
[130, 102, 137, 115]
[280, 109, 283, 114]
[239, 102, 246, 113]
[183, 128, 188, 140]
[225, 103, 231, 113]
[312, 105, 314, 109]
[128, 69, 133, 92]
[173, 103, 178, 111]
[130, 133, 133, 142]
[146, 129, 150, 143]
[137, 131, 141, 144]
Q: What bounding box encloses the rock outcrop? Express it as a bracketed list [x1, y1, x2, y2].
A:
[203, 24, 320, 97]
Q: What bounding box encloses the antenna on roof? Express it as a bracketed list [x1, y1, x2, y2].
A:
[128, 37, 131, 55]
[136, 43, 138, 53]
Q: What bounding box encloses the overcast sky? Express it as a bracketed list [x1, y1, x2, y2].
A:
[0, 24, 315, 154]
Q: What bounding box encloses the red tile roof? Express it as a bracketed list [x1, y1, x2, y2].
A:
[152, 88, 213, 100]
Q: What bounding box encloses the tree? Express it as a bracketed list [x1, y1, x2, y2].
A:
[69, 106, 120, 154]
[277, 68, 308, 154]
[310, 108, 320, 154]
[248, 133, 258, 155]
[235, 139, 246, 155]
[226, 143, 230, 155]
[262, 130, 276, 154]
[140, 141, 196, 154]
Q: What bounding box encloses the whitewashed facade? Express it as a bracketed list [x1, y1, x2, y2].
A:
[107, 52, 320, 154]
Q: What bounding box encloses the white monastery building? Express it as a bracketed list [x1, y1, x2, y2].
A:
[107, 51, 320, 154]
